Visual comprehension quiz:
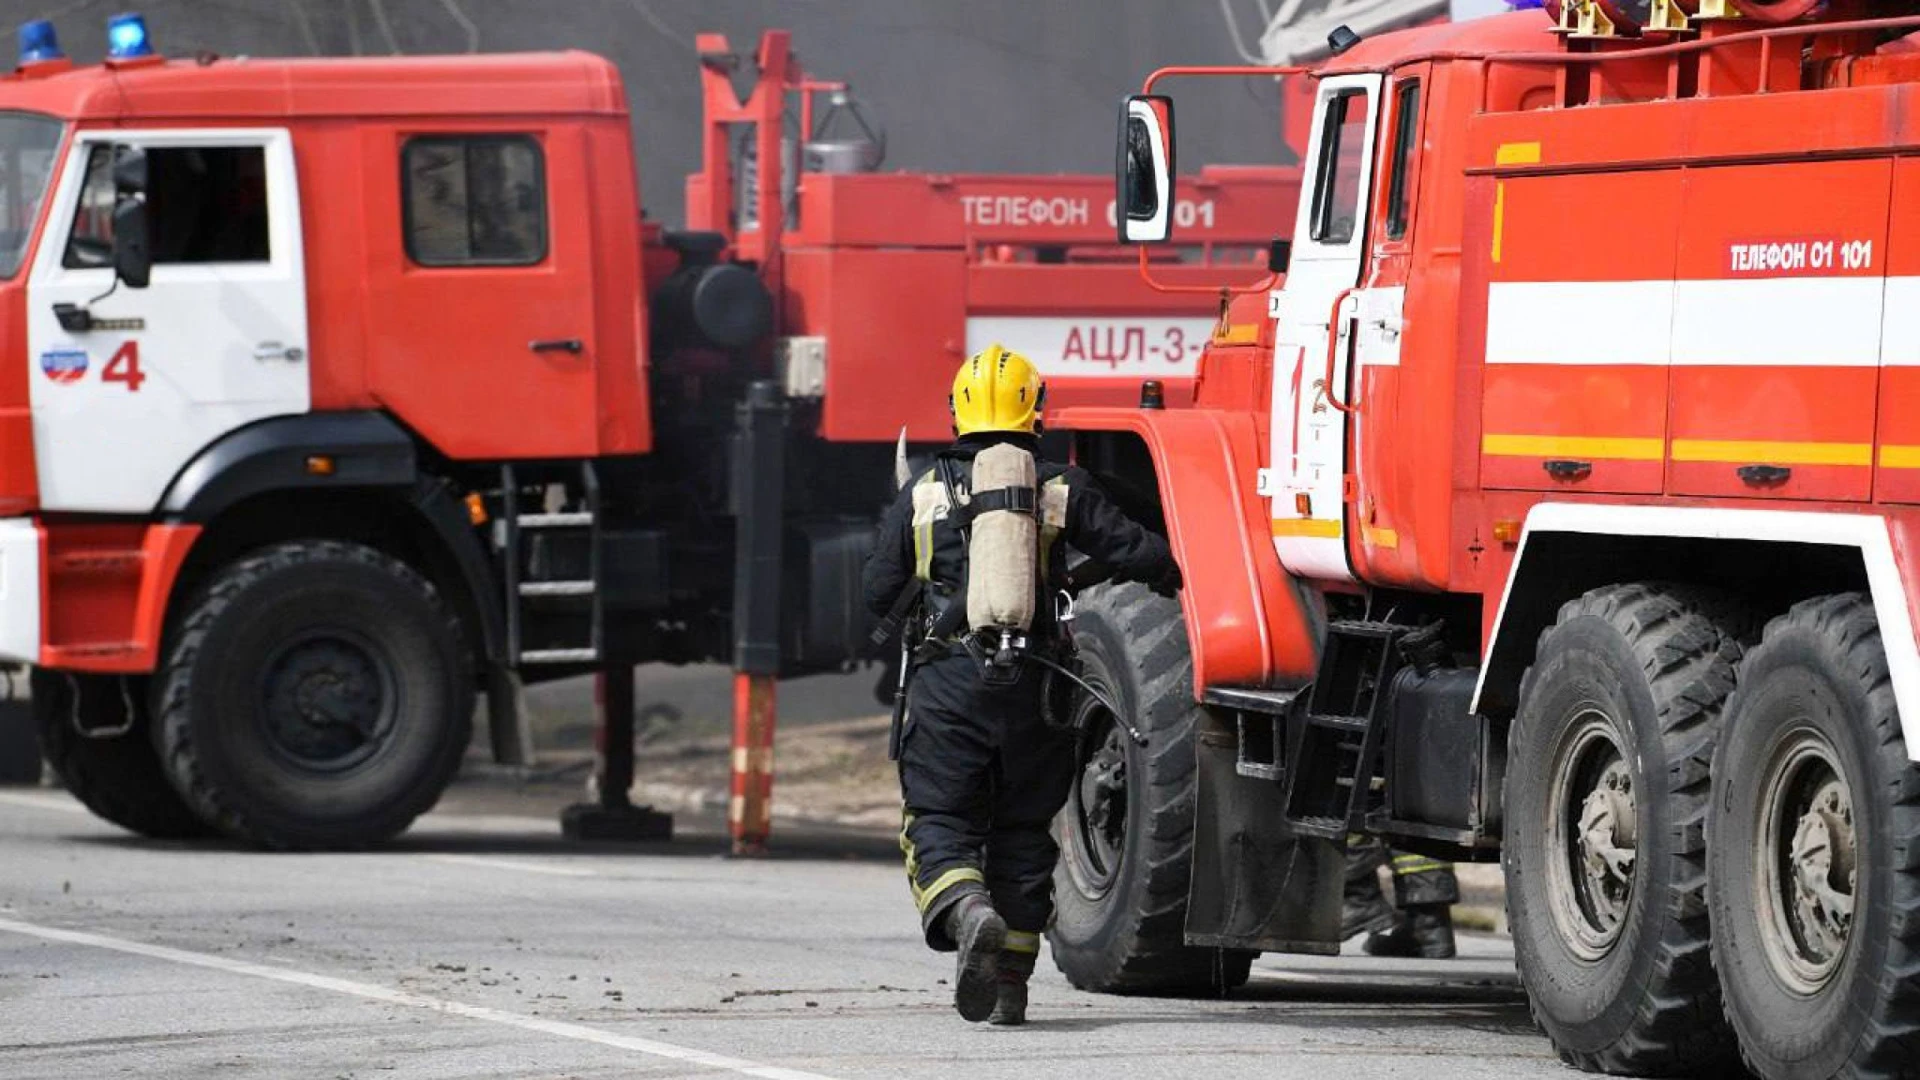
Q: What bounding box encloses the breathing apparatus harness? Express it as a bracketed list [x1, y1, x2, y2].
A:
[871, 451, 1143, 758]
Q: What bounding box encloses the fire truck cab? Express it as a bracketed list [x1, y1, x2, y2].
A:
[1054, 6, 1920, 1078]
[0, 25, 670, 851]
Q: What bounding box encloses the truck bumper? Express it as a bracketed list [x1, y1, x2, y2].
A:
[0, 518, 40, 664]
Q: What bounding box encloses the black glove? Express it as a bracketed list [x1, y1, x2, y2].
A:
[1148, 562, 1183, 598]
[1064, 555, 1113, 593]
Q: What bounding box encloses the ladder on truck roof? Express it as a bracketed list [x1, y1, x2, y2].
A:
[1227, 0, 1450, 65]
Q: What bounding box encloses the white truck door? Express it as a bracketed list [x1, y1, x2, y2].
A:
[1267, 74, 1383, 582]
[27, 128, 309, 513]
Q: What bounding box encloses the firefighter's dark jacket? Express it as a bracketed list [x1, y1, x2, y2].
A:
[862, 432, 1179, 625]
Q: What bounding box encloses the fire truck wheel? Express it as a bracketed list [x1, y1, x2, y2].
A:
[1504, 583, 1743, 1075]
[33, 669, 211, 838]
[155, 541, 473, 850]
[1049, 581, 1255, 994]
[1709, 593, 1920, 1080]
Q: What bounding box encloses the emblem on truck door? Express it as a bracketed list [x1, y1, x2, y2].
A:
[39, 348, 87, 383]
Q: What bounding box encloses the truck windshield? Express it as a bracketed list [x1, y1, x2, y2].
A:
[0, 113, 63, 279]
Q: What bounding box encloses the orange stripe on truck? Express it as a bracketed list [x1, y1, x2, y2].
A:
[1669, 439, 1871, 467]
[1880, 445, 1920, 469]
[1481, 434, 1665, 461]
[1271, 518, 1343, 539]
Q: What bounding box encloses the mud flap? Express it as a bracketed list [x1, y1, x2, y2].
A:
[1184, 711, 1343, 954]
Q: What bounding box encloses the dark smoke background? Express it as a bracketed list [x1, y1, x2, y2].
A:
[0, 0, 1288, 226]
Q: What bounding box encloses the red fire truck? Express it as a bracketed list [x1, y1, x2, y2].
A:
[0, 15, 1298, 850]
[1052, 3, 1920, 1077]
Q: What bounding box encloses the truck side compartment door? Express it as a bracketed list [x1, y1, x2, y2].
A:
[1268, 73, 1383, 583]
[28, 129, 310, 513]
[1667, 158, 1888, 503]
[1879, 160, 1920, 503]
[1478, 167, 1680, 495]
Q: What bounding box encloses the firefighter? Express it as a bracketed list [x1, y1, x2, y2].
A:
[863, 345, 1179, 1026]
[1341, 833, 1459, 959]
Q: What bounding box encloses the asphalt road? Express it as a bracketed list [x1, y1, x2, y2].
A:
[0, 788, 1557, 1079]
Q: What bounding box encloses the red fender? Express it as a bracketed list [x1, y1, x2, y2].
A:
[40, 522, 200, 673]
[1059, 406, 1318, 695]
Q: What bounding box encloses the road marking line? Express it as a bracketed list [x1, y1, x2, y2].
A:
[0, 916, 842, 1080]
[0, 790, 88, 815]
[419, 854, 597, 878]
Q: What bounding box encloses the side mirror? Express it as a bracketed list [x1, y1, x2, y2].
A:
[1116, 94, 1175, 244]
[1268, 238, 1292, 274]
[112, 196, 150, 289]
[111, 145, 146, 195]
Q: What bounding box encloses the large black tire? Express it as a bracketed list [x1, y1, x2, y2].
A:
[33, 669, 209, 837]
[155, 541, 472, 850]
[1050, 581, 1254, 994]
[1503, 584, 1743, 1075]
[1709, 594, 1920, 1080]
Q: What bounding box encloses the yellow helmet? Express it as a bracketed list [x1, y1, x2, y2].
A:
[950, 344, 1046, 436]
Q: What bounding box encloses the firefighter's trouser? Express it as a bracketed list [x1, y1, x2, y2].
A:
[1346, 833, 1459, 908]
[897, 653, 1074, 952]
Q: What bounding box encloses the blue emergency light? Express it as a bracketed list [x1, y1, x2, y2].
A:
[18, 20, 63, 64]
[105, 13, 153, 60]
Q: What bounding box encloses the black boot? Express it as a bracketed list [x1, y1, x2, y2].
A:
[1364, 904, 1456, 959]
[988, 941, 1037, 1026]
[944, 893, 1007, 1022]
[1342, 835, 1397, 941]
[1342, 892, 1397, 940]
[988, 972, 1028, 1026]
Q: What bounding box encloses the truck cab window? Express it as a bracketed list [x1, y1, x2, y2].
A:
[1385, 80, 1421, 240]
[403, 135, 546, 266]
[0, 113, 60, 278]
[63, 145, 116, 268]
[65, 144, 271, 268]
[1311, 90, 1370, 245]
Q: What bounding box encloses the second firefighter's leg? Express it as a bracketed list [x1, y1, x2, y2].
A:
[1365, 850, 1460, 959]
[984, 691, 1075, 1026]
[1342, 833, 1397, 940]
[898, 656, 1006, 1020]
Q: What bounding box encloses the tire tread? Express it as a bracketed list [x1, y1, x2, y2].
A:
[1512, 582, 1745, 1075]
[155, 540, 471, 850]
[1051, 581, 1250, 994]
[1724, 593, 1919, 1080]
[34, 670, 209, 839]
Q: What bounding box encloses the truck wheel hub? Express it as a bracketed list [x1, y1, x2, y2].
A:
[1548, 712, 1636, 961]
[1073, 716, 1130, 890]
[260, 632, 395, 772]
[1577, 761, 1637, 897]
[1760, 733, 1855, 994]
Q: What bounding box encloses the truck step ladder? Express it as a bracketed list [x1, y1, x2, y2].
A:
[1281, 620, 1407, 839]
[502, 462, 604, 666]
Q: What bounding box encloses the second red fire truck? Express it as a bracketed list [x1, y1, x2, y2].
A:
[1050, 2, 1920, 1078]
